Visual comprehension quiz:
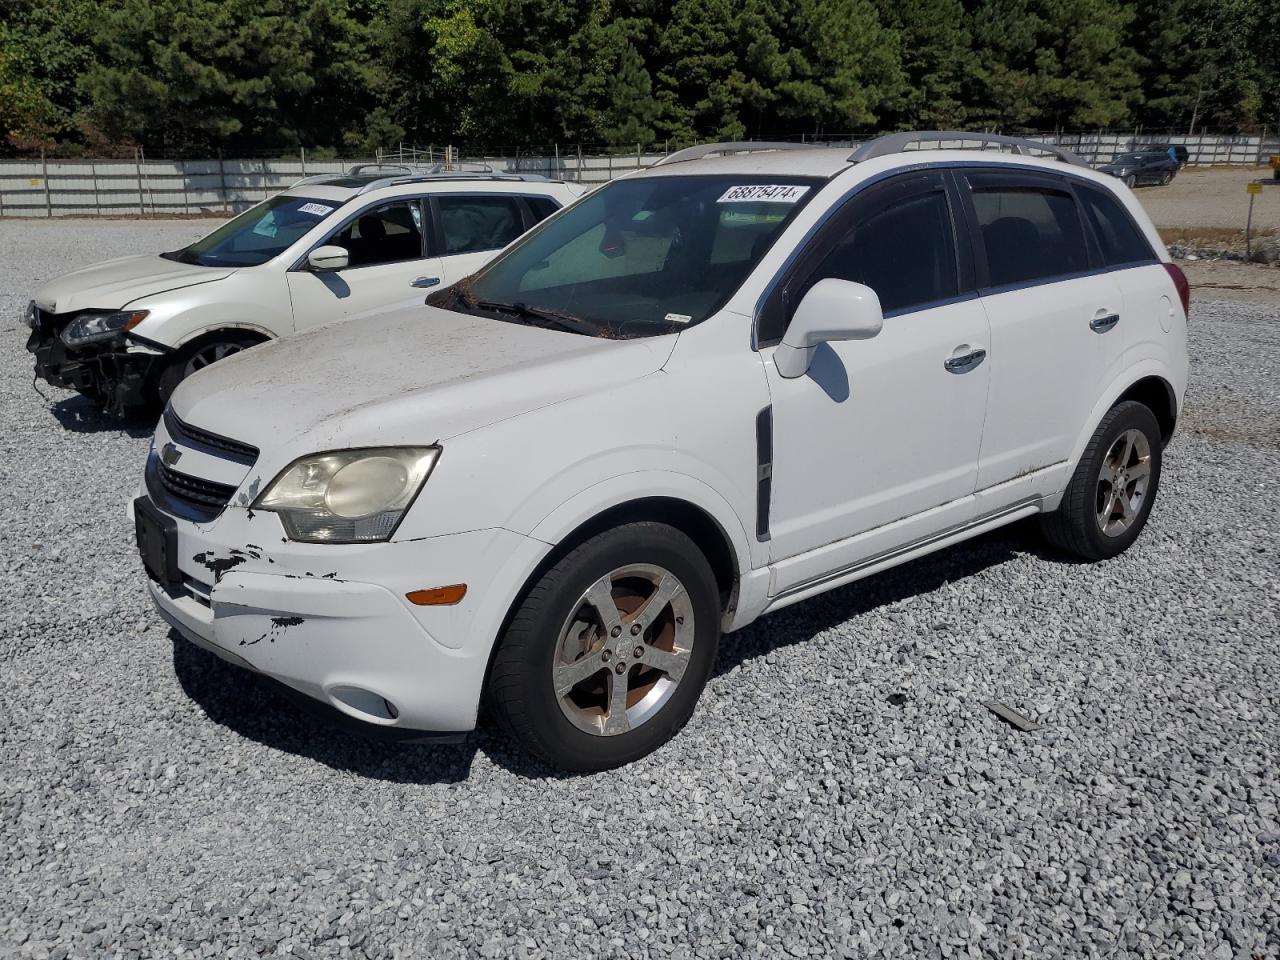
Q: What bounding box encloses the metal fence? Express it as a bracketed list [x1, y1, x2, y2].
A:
[2, 132, 1276, 219]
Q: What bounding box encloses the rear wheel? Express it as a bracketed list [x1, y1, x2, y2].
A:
[488, 522, 721, 771]
[1159, 170, 1173, 186]
[156, 333, 263, 405]
[1041, 401, 1163, 561]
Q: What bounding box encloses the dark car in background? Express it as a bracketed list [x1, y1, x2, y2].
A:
[1154, 143, 1190, 167]
[1098, 151, 1180, 187]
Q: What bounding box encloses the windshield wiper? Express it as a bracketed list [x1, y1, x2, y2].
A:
[473, 299, 601, 336]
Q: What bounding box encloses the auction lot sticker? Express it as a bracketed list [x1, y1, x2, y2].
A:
[718, 184, 810, 203]
[298, 202, 336, 216]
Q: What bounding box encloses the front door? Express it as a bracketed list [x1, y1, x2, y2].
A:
[759, 171, 992, 593]
[287, 198, 444, 330]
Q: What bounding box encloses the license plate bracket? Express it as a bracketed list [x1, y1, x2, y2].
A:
[134, 497, 180, 592]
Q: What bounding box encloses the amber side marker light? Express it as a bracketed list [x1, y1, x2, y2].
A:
[406, 584, 468, 606]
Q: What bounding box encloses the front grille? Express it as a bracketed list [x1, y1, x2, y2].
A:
[165, 408, 259, 465]
[155, 459, 237, 509]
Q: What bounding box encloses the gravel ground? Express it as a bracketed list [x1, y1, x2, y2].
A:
[1, 219, 1278, 959]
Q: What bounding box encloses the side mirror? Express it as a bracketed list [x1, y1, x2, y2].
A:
[307, 245, 349, 272]
[774, 278, 883, 378]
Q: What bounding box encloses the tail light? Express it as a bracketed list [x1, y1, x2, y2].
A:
[1163, 262, 1190, 319]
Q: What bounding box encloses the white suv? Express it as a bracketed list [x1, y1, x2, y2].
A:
[132, 133, 1189, 770]
[25, 166, 581, 412]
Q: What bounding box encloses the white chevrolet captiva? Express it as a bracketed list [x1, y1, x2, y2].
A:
[133, 133, 1190, 771]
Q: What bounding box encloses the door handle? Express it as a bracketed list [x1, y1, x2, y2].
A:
[944, 348, 987, 373]
[410, 276, 441, 288]
[1090, 312, 1120, 333]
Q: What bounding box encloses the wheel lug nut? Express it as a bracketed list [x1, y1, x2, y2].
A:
[633, 646, 644, 658]
[601, 649, 612, 661]
[614, 662, 626, 674]
[630, 624, 641, 635]
[610, 626, 621, 637]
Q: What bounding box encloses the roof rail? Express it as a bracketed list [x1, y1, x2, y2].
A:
[347, 162, 419, 176]
[653, 141, 816, 167]
[353, 172, 554, 195]
[849, 131, 1087, 167]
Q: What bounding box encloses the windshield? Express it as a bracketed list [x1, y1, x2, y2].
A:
[1114, 153, 1157, 165]
[162, 194, 343, 267]
[432, 174, 821, 338]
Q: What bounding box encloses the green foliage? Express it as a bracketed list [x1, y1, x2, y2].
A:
[1, 0, 1277, 155]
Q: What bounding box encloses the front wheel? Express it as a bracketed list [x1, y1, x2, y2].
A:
[155, 333, 262, 405]
[488, 522, 722, 771]
[1041, 401, 1163, 561]
[1124, 174, 1137, 188]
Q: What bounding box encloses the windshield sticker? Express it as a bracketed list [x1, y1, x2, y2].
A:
[717, 184, 810, 204]
[297, 202, 335, 217]
[664, 313, 692, 324]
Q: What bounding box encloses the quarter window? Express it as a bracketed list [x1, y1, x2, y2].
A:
[968, 178, 1088, 287]
[526, 196, 562, 223]
[1077, 185, 1155, 266]
[328, 200, 424, 268]
[437, 196, 524, 256]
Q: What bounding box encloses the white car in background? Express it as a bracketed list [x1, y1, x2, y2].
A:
[24, 166, 581, 412]
[132, 133, 1189, 771]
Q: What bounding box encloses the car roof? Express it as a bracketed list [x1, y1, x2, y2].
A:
[281, 176, 576, 205]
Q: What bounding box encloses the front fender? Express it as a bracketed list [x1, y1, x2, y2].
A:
[124, 272, 292, 349]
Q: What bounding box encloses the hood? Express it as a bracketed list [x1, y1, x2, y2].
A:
[33, 255, 235, 313]
[171, 304, 676, 455]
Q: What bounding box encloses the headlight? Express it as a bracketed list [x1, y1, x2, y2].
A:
[253, 447, 440, 543]
[59, 309, 149, 346]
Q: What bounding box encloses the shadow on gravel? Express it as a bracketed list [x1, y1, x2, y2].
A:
[48, 394, 155, 438]
[170, 634, 499, 783]
[713, 520, 1052, 677]
[168, 521, 1063, 783]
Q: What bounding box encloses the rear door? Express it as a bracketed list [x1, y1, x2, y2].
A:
[286, 197, 444, 329]
[431, 193, 547, 285]
[958, 169, 1122, 497]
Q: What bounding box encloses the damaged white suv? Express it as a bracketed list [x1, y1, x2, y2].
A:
[25, 166, 579, 413]
[134, 133, 1189, 770]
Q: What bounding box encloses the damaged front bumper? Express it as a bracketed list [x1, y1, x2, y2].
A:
[26, 308, 163, 413]
[130, 492, 545, 735]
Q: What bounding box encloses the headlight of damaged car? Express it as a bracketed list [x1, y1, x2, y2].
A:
[253, 447, 440, 543]
[59, 309, 149, 346]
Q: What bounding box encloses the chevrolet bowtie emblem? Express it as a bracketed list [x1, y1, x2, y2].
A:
[160, 441, 182, 467]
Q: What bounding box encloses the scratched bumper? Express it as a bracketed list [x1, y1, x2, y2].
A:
[133, 494, 546, 732]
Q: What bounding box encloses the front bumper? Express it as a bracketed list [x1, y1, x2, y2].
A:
[26, 321, 159, 412]
[134, 495, 548, 733]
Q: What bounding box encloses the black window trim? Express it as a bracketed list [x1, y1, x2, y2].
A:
[288, 194, 432, 272]
[755, 169, 974, 347]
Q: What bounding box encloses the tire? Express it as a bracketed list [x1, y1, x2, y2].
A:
[1124, 174, 1137, 188]
[1159, 171, 1173, 186]
[1040, 401, 1163, 561]
[155, 333, 262, 406]
[488, 522, 722, 771]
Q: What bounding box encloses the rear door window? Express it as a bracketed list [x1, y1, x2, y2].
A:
[965, 174, 1088, 288]
[437, 195, 525, 255]
[1077, 184, 1155, 266]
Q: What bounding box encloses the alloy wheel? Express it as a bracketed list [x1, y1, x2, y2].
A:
[184, 341, 248, 377]
[552, 563, 695, 736]
[1096, 428, 1152, 537]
